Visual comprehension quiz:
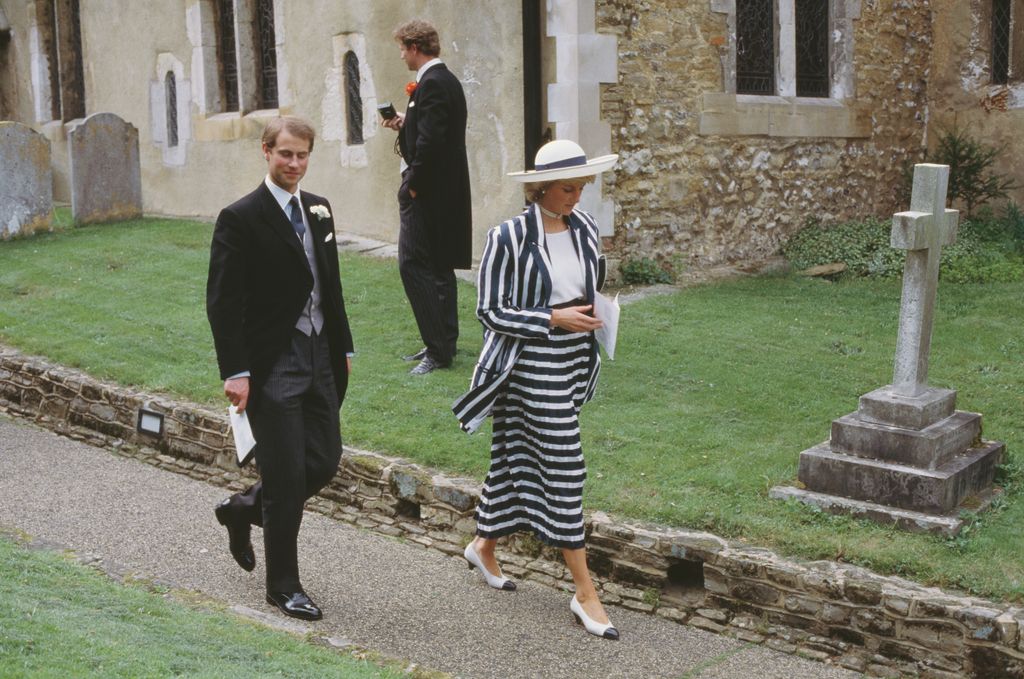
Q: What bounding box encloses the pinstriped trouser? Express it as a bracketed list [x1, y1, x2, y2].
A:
[397, 175, 458, 364]
[244, 329, 341, 592]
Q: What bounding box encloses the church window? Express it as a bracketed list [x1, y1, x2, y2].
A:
[215, 0, 239, 112]
[992, 0, 1011, 84]
[736, 0, 775, 94]
[255, 0, 278, 109]
[795, 0, 830, 97]
[34, 0, 86, 122]
[165, 71, 178, 147]
[344, 51, 364, 145]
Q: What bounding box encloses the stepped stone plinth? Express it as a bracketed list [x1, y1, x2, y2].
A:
[771, 165, 1006, 536]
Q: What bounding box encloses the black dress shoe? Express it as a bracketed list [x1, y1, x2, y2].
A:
[266, 590, 323, 621]
[402, 347, 428, 362]
[410, 355, 450, 375]
[214, 500, 255, 572]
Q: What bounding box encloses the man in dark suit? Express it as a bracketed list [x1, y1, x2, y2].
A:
[206, 116, 353, 621]
[383, 19, 472, 375]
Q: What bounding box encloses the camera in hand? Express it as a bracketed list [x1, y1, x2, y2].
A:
[377, 103, 397, 120]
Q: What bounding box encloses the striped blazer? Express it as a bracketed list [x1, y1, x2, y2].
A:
[453, 203, 602, 433]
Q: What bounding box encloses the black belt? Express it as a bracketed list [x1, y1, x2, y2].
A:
[551, 298, 588, 310]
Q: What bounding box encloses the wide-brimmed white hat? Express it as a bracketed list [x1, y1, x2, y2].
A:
[507, 139, 618, 182]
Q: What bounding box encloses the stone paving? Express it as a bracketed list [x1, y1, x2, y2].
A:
[0, 415, 861, 679]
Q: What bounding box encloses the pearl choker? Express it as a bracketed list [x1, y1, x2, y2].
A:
[538, 206, 562, 219]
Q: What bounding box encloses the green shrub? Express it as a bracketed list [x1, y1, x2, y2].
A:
[909, 123, 1019, 216]
[782, 214, 1024, 284]
[620, 257, 673, 285]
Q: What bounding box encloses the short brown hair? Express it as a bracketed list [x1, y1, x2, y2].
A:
[393, 19, 441, 57]
[261, 115, 316, 152]
[524, 176, 595, 203]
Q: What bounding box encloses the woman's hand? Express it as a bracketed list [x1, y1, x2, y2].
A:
[550, 305, 603, 332]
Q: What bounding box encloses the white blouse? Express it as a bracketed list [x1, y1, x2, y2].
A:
[545, 229, 586, 305]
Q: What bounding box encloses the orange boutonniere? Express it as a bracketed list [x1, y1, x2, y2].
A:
[405, 81, 418, 96]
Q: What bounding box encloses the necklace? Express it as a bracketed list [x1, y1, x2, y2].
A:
[538, 205, 562, 220]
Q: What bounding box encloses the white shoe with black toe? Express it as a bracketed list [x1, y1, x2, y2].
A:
[463, 541, 517, 591]
[571, 595, 620, 640]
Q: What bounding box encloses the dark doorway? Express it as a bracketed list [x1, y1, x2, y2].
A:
[522, 0, 544, 169]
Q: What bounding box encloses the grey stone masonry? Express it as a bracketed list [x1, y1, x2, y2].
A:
[69, 112, 143, 225]
[0, 121, 52, 239]
[773, 165, 1006, 537]
[2, 343, 1024, 677]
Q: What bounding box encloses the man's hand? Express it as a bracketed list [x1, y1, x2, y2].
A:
[224, 377, 250, 413]
[550, 305, 603, 332]
[346, 356, 353, 374]
[382, 112, 405, 131]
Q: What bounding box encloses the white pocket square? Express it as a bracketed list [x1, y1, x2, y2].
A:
[408, 101, 416, 108]
[324, 232, 335, 243]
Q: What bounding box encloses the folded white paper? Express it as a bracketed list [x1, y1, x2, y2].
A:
[593, 291, 620, 360]
[228, 406, 257, 466]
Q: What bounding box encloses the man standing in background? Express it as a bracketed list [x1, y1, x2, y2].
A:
[384, 19, 472, 375]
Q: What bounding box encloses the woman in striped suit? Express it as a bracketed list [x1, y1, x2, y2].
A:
[453, 140, 620, 640]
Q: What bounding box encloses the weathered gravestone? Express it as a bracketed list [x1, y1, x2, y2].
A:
[771, 164, 1006, 536]
[0, 121, 52, 239]
[68, 112, 142, 225]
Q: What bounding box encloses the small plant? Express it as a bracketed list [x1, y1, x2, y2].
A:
[620, 257, 673, 285]
[642, 587, 661, 608]
[914, 123, 1019, 216]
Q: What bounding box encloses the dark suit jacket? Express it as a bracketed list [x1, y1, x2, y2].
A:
[399, 62, 472, 269]
[206, 183, 353, 407]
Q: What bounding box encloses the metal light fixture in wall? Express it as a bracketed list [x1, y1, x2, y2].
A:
[137, 408, 165, 437]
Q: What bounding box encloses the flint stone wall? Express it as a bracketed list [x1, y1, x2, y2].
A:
[69, 112, 143, 225]
[0, 121, 52, 238]
[595, 1, 932, 269]
[1, 344, 1022, 678]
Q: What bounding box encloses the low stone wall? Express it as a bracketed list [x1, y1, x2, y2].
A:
[2, 345, 1022, 678]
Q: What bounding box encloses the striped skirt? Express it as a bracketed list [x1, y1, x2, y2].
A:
[475, 328, 594, 550]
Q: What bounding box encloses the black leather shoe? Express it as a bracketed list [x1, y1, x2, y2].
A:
[266, 590, 323, 621]
[410, 355, 450, 375]
[402, 347, 428, 362]
[214, 499, 255, 572]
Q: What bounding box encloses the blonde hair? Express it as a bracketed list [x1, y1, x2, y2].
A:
[261, 115, 316, 152]
[524, 176, 595, 203]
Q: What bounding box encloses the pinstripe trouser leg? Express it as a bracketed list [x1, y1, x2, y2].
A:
[248, 329, 341, 592]
[398, 179, 458, 364]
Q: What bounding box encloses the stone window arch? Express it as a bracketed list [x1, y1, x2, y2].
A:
[151, 53, 190, 166]
[344, 50, 364, 145]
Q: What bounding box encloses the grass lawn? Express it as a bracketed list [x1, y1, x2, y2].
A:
[1, 216, 1021, 602]
[0, 535, 408, 678]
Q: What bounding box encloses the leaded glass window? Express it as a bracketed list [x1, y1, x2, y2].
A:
[736, 0, 775, 94]
[796, 0, 830, 97]
[62, 0, 85, 120]
[165, 71, 178, 147]
[256, 0, 278, 109]
[215, 0, 238, 112]
[993, 0, 1011, 84]
[344, 51, 364, 145]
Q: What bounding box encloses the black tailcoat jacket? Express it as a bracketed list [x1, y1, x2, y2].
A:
[399, 62, 473, 269]
[206, 183, 354, 406]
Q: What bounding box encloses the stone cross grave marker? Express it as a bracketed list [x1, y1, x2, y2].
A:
[889, 164, 959, 397]
[0, 122, 52, 239]
[770, 164, 1005, 535]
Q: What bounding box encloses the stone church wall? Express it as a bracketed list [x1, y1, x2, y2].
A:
[0, 0, 525, 258]
[596, 0, 934, 268]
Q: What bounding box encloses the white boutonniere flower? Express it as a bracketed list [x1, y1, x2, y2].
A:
[310, 205, 331, 220]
